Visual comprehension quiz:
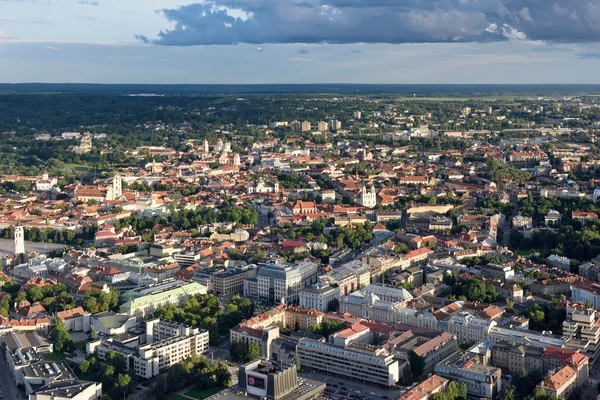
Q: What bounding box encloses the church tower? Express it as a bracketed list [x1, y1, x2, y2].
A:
[113, 174, 122, 199]
[14, 224, 25, 255]
[359, 185, 377, 208]
[203, 138, 210, 153]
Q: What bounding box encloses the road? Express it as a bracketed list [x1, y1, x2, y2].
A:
[0, 238, 65, 257]
[0, 347, 21, 400]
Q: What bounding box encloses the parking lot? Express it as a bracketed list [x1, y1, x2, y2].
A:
[300, 371, 402, 400]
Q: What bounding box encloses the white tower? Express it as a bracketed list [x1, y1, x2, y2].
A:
[224, 141, 232, 153]
[203, 138, 210, 153]
[359, 186, 377, 208]
[113, 175, 122, 199]
[215, 139, 224, 153]
[14, 225, 25, 255]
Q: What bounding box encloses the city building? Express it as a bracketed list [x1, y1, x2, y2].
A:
[119, 280, 207, 317]
[434, 352, 501, 399]
[297, 337, 400, 387]
[252, 260, 318, 305]
[299, 283, 340, 312]
[92, 319, 209, 379]
[56, 307, 91, 332]
[397, 375, 449, 400]
[237, 360, 325, 400]
[539, 365, 577, 399]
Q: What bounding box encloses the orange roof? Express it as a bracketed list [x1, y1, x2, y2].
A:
[335, 323, 370, 339]
[542, 365, 576, 391]
[397, 375, 448, 400]
[57, 307, 87, 320]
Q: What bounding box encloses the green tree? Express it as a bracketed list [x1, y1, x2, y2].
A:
[408, 350, 425, 379]
[153, 375, 167, 400]
[247, 342, 261, 362]
[51, 318, 73, 352]
[214, 362, 232, 387]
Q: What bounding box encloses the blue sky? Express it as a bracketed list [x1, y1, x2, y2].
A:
[1, 0, 600, 84]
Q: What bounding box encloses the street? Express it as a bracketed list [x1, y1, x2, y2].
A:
[0, 347, 21, 400]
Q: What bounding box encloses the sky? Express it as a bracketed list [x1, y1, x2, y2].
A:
[1, 0, 600, 84]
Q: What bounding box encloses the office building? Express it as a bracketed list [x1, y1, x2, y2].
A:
[237, 360, 325, 400]
[297, 337, 400, 386]
[299, 283, 340, 312]
[196, 265, 257, 296]
[253, 260, 318, 305]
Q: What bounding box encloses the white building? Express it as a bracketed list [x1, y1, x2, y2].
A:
[14, 224, 25, 255]
[358, 186, 377, 208]
[94, 320, 209, 379]
[35, 172, 58, 192]
[254, 260, 319, 305]
[119, 281, 207, 317]
[299, 283, 340, 312]
[297, 338, 399, 387]
[445, 312, 497, 343]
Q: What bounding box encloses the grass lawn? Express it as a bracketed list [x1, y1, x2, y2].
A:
[167, 395, 190, 400]
[184, 387, 226, 399]
[64, 163, 94, 172]
[516, 249, 533, 257]
[44, 351, 66, 361]
[74, 341, 87, 352]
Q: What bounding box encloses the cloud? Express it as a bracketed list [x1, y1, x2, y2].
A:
[78, 0, 99, 5]
[351, 50, 362, 53]
[256, 47, 263, 52]
[75, 12, 98, 21]
[297, 49, 309, 54]
[140, 0, 600, 46]
[578, 52, 600, 59]
[0, 31, 11, 40]
[46, 46, 59, 50]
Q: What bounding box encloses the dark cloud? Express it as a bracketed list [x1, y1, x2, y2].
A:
[140, 0, 600, 46]
[351, 50, 362, 53]
[297, 49, 309, 54]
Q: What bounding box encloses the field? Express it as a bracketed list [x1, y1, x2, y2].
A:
[43, 351, 66, 361]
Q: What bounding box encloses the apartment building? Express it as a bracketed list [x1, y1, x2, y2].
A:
[94, 320, 209, 379]
[477, 263, 515, 282]
[434, 352, 501, 399]
[539, 365, 577, 399]
[397, 375, 448, 400]
[491, 341, 544, 373]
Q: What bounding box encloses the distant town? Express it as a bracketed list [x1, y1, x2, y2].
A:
[2, 91, 600, 400]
